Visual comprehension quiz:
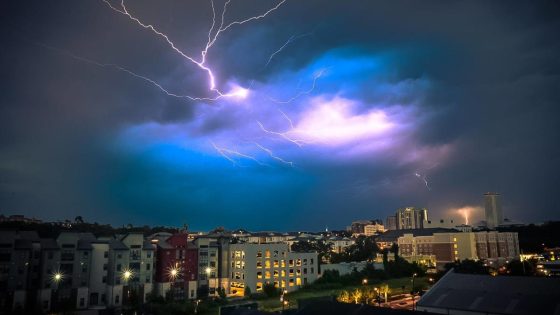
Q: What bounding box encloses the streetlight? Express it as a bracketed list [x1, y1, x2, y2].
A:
[374, 287, 380, 306]
[362, 278, 368, 285]
[122, 269, 133, 308]
[411, 273, 417, 311]
[205, 267, 212, 297]
[51, 271, 63, 311]
[281, 289, 288, 311]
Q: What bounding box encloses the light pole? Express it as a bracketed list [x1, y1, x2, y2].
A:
[374, 287, 380, 306]
[169, 264, 180, 301]
[205, 266, 212, 297]
[281, 289, 288, 311]
[51, 271, 63, 311]
[411, 273, 417, 311]
[122, 269, 133, 309]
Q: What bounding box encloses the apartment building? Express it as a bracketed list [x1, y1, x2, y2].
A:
[397, 230, 519, 268]
[153, 232, 198, 300]
[228, 243, 319, 296]
[193, 236, 230, 297]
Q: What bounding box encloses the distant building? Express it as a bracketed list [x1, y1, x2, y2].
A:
[417, 269, 560, 315]
[484, 192, 503, 229]
[347, 220, 384, 236]
[423, 218, 457, 229]
[396, 207, 428, 230]
[385, 215, 397, 231]
[228, 243, 319, 296]
[396, 230, 519, 268]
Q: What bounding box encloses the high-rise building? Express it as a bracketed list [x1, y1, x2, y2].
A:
[484, 192, 503, 229]
[396, 207, 428, 230]
[385, 215, 397, 231]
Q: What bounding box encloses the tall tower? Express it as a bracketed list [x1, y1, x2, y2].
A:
[484, 192, 503, 229]
[395, 207, 428, 230]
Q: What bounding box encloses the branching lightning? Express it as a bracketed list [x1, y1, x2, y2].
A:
[269, 68, 327, 104]
[254, 143, 294, 167]
[211, 142, 267, 167]
[38, 43, 225, 101]
[101, 0, 287, 100]
[263, 32, 313, 69]
[415, 171, 431, 191]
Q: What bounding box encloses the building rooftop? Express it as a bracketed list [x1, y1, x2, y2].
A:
[376, 228, 457, 242]
[417, 269, 560, 315]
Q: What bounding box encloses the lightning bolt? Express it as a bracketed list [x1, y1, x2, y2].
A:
[211, 142, 267, 167]
[254, 143, 294, 167]
[269, 68, 327, 104]
[256, 121, 310, 147]
[102, 0, 287, 99]
[263, 32, 313, 69]
[414, 172, 431, 191]
[38, 43, 224, 101]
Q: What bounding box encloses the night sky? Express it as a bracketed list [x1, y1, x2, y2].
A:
[1, 1, 560, 231]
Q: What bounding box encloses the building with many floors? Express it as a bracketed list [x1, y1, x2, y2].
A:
[228, 243, 319, 297]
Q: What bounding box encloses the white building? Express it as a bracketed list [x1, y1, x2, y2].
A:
[228, 243, 319, 296]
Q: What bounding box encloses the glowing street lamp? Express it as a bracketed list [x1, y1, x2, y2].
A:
[362, 278, 368, 285]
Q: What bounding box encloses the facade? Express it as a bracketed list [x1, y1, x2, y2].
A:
[193, 236, 230, 297]
[153, 232, 198, 300]
[397, 230, 519, 268]
[395, 207, 428, 230]
[484, 192, 503, 229]
[423, 219, 458, 229]
[228, 243, 319, 296]
[327, 237, 355, 254]
[348, 220, 384, 235]
[363, 223, 385, 236]
[385, 215, 397, 231]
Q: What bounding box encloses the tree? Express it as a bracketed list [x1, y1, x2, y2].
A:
[444, 259, 489, 275]
[74, 216, 84, 224]
[244, 286, 252, 297]
[262, 283, 279, 297]
[505, 259, 534, 276]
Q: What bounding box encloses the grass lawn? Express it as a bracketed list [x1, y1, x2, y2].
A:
[254, 276, 430, 312]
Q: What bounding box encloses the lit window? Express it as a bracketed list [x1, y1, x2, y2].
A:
[257, 251, 262, 258]
[257, 261, 262, 268]
[256, 282, 263, 291]
[257, 272, 262, 279]
[281, 270, 286, 277]
[281, 260, 286, 267]
[265, 271, 271, 279]
[281, 280, 286, 287]
[274, 260, 279, 267]
[273, 270, 279, 278]
[296, 259, 302, 266]
[296, 278, 301, 286]
[265, 250, 271, 258]
[265, 260, 271, 268]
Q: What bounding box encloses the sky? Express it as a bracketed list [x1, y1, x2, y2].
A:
[1, 0, 559, 231]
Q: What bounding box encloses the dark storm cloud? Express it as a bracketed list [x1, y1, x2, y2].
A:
[1, 0, 559, 230]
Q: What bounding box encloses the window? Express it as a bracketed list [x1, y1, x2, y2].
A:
[281, 260, 285, 267]
[296, 278, 301, 286]
[265, 260, 271, 268]
[273, 250, 279, 257]
[146, 263, 151, 270]
[310, 258, 314, 265]
[303, 259, 307, 265]
[289, 269, 294, 277]
[103, 264, 107, 271]
[79, 298, 85, 307]
[117, 253, 122, 259]
[296, 259, 302, 266]
[273, 270, 279, 278]
[116, 264, 121, 271]
[147, 252, 152, 258]
[257, 251, 262, 258]
[48, 252, 53, 260]
[289, 260, 294, 267]
[256, 282, 263, 291]
[265, 271, 271, 279]
[102, 276, 107, 283]
[273, 260, 279, 267]
[311, 267, 314, 274]
[281, 270, 286, 277]
[289, 279, 294, 287]
[104, 251, 108, 258]
[115, 295, 120, 304]
[265, 250, 271, 258]
[303, 268, 307, 274]
[146, 276, 150, 283]
[281, 280, 286, 287]
[257, 272, 262, 279]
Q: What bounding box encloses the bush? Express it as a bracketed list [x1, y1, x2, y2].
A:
[262, 283, 280, 297]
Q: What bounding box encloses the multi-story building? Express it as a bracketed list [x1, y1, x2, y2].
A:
[327, 237, 355, 254]
[153, 232, 198, 300]
[485, 192, 504, 229]
[364, 223, 385, 236]
[228, 243, 319, 297]
[193, 236, 230, 297]
[397, 230, 519, 269]
[385, 215, 397, 231]
[395, 207, 428, 230]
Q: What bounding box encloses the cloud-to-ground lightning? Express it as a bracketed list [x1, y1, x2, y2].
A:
[269, 68, 327, 104]
[254, 143, 294, 167]
[415, 171, 431, 191]
[211, 142, 267, 167]
[101, 0, 287, 100]
[263, 32, 313, 69]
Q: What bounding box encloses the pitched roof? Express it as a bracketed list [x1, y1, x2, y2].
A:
[417, 269, 560, 315]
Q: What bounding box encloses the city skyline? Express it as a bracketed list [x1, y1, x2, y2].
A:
[1, 1, 560, 230]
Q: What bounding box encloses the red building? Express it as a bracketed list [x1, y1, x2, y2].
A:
[154, 232, 198, 300]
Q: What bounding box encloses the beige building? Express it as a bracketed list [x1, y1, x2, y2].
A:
[396, 207, 428, 230]
[228, 243, 319, 296]
[363, 223, 386, 236]
[397, 231, 519, 269]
